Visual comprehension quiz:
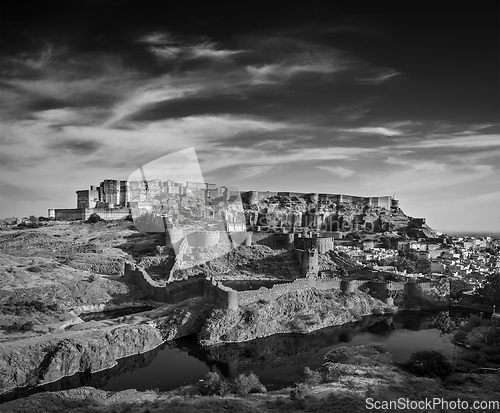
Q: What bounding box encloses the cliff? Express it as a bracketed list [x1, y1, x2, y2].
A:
[198, 289, 394, 345]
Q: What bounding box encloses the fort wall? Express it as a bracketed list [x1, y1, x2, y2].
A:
[54, 209, 85, 220]
[125, 263, 204, 304]
[126, 261, 449, 311]
[83, 208, 131, 221]
[404, 279, 450, 304]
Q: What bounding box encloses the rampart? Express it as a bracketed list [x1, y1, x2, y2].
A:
[404, 279, 450, 304]
[126, 261, 449, 310]
[125, 263, 204, 303]
[204, 278, 239, 310]
[52, 207, 131, 221]
[295, 236, 334, 254]
[203, 277, 449, 310]
[294, 248, 319, 276]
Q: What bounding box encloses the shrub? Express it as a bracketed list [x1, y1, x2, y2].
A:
[325, 347, 351, 363]
[2, 321, 34, 333]
[289, 317, 306, 331]
[290, 382, 311, 401]
[198, 372, 231, 396]
[243, 308, 257, 323]
[234, 372, 266, 394]
[86, 213, 101, 224]
[349, 308, 363, 320]
[303, 367, 322, 386]
[402, 351, 454, 379]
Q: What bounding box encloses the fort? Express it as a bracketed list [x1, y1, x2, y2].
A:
[48, 179, 405, 230]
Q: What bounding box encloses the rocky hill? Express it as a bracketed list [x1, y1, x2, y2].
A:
[199, 289, 394, 345]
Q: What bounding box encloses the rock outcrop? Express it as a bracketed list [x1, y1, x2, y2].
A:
[198, 289, 394, 345]
[0, 299, 209, 395]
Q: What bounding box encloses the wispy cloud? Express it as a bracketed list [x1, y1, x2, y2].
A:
[395, 133, 500, 149]
[357, 68, 400, 85]
[341, 126, 403, 136]
[316, 165, 355, 177]
[139, 31, 243, 62]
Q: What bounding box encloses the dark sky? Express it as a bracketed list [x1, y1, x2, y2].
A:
[1, 2, 499, 231]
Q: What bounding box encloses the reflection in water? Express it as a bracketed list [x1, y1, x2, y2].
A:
[1, 309, 465, 403]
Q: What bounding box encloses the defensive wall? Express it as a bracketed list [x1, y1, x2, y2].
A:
[127, 258, 450, 310]
[294, 248, 319, 276]
[295, 235, 334, 254]
[404, 279, 450, 304]
[125, 263, 205, 304]
[203, 277, 428, 309]
[51, 207, 131, 221]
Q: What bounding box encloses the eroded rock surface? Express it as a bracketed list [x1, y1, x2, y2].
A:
[199, 289, 393, 345]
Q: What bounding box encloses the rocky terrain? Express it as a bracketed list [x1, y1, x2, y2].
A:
[199, 289, 393, 345]
[0, 298, 210, 394]
[0, 217, 438, 404]
[0, 221, 159, 339]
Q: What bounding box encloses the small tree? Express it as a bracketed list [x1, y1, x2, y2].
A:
[402, 351, 454, 379]
[198, 372, 231, 396]
[86, 213, 101, 224]
[303, 367, 322, 386]
[234, 372, 266, 394]
[478, 273, 500, 307]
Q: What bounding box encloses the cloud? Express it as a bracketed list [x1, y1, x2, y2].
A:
[341, 126, 403, 136]
[45, 138, 104, 155]
[357, 68, 400, 85]
[140, 31, 243, 62]
[395, 134, 500, 149]
[235, 165, 282, 180]
[137, 32, 174, 45]
[245, 42, 353, 84]
[0, 181, 50, 202]
[316, 165, 355, 177]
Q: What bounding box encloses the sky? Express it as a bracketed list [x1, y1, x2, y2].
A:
[0, 2, 499, 232]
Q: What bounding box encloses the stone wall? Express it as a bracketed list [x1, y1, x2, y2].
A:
[53, 208, 131, 221]
[125, 263, 204, 304]
[404, 279, 450, 304]
[54, 209, 85, 220]
[83, 208, 131, 221]
[295, 236, 334, 253]
[252, 232, 288, 249]
[127, 261, 449, 310]
[294, 248, 319, 276]
[204, 278, 238, 310]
